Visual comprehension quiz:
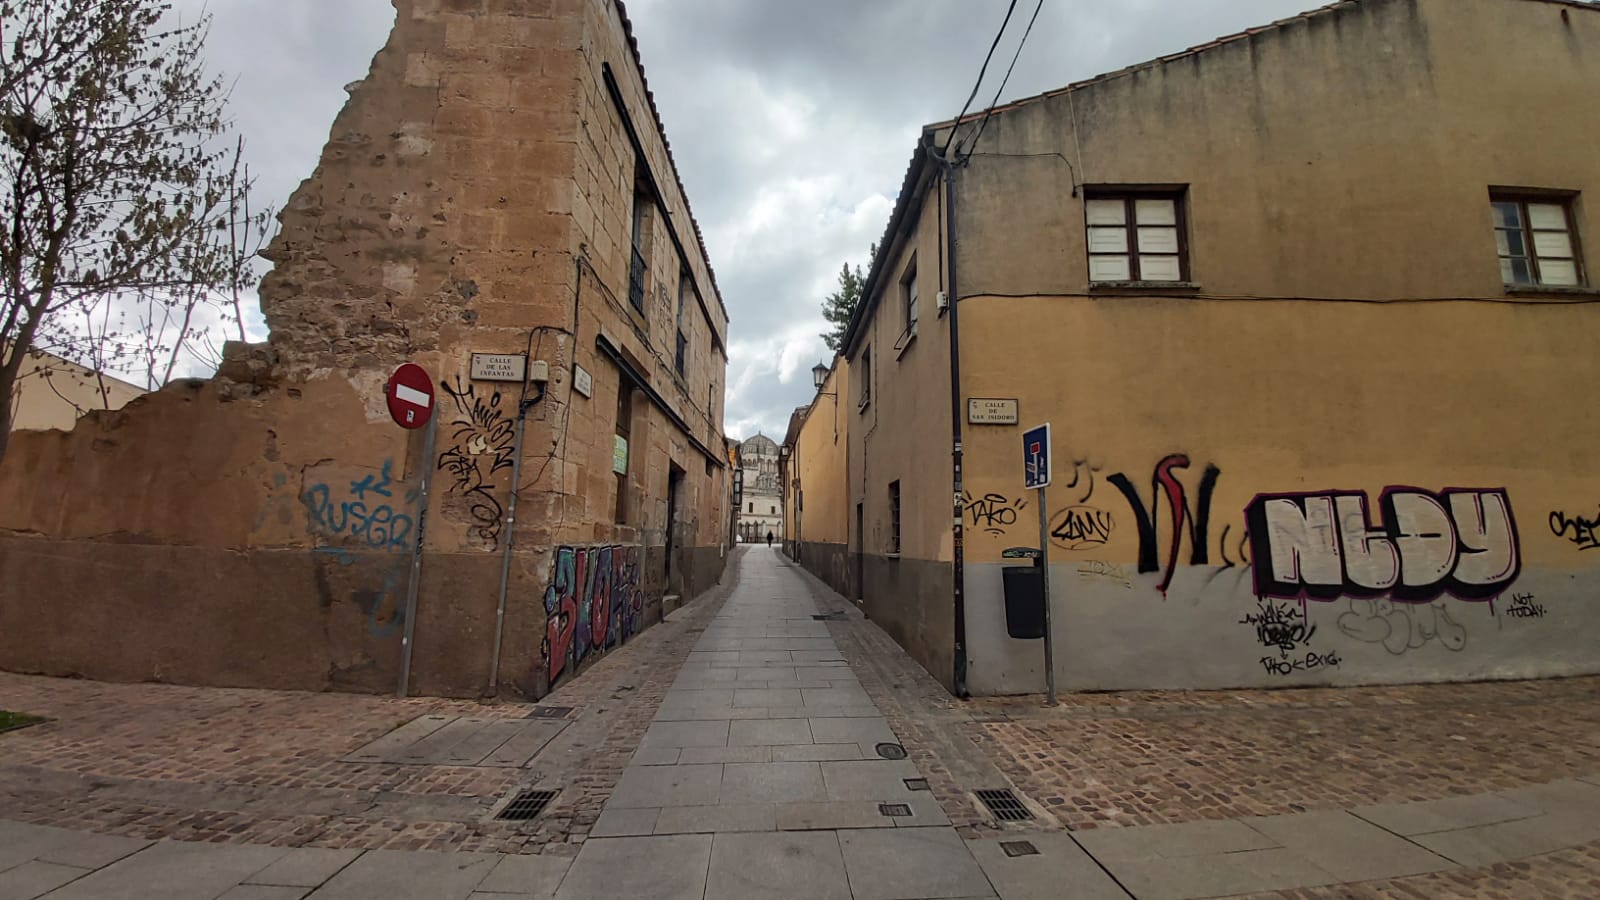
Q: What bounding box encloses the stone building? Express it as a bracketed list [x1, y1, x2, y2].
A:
[815, 0, 1600, 696]
[0, 0, 729, 699]
[735, 434, 783, 543]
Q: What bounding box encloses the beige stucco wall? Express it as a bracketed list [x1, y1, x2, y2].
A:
[6, 349, 146, 433]
[0, 0, 728, 698]
[945, 0, 1600, 694]
[786, 361, 852, 593]
[846, 163, 958, 688]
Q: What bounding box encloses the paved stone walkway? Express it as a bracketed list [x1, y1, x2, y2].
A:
[3, 548, 1600, 897]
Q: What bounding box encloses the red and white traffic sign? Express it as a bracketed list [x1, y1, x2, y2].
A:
[385, 363, 435, 429]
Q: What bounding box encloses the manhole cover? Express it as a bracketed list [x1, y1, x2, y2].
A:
[976, 788, 1034, 822]
[1001, 840, 1039, 857]
[879, 803, 912, 817]
[496, 788, 559, 821]
[875, 742, 907, 760]
[904, 777, 930, 792]
[526, 706, 573, 719]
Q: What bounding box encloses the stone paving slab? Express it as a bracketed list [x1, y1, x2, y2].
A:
[1073, 818, 1276, 861]
[552, 835, 711, 900]
[0, 860, 90, 900]
[1350, 791, 1543, 836]
[965, 833, 1130, 900]
[473, 855, 571, 897]
[1105, 846, 1337, 900]
[654, 803, 778, 834]
[588, 808, 659, 838]
[705, 831, 851, 900]
[217, 887, 310, 900]
[304, 849, 497, 900]
[677, 745, 772, 764]
[40, 841, 289, 900]
[836, 827, 994, 900]
[1243, 810, 1456, 883]
[243, 849, 362, 889]
[720, 761, 827, 804]
[607, 764, 722, 808]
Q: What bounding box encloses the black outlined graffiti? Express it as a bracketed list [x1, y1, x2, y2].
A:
[1050, 506, 1115, 550]
[437, 377, 513, 546]
[1108, 454, 1221, 595]
[963, 491, 1027, 535]
[1337, 598, 1466, 655]
[1260, 650, 1341, 677]
[1503, 592, 1548, 620]
[1239, 598, 1317, 655]
[1247, 488, 1519, 602]
[1549, 507, 1600, 551]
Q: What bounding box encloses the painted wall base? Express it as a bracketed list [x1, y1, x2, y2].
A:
[965, 562, 1599, 696]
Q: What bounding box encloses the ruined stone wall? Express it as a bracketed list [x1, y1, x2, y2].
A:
[0, 0, 728, 699]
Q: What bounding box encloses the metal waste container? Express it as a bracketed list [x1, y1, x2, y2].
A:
[1001, 565, 1046, 640]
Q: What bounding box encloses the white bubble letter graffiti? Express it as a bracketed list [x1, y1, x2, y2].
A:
[1449, 491, 1519, 588]
[1388, 492, 1457, 589]
[1263, 496, 1342, 588]
[1335, 495, 1400, 591]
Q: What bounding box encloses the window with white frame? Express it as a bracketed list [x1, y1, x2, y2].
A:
[1492, 194, 1584, 288]
[1085, 191, 1187, 283]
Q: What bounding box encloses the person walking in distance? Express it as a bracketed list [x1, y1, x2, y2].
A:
[766, 530, 774, 548]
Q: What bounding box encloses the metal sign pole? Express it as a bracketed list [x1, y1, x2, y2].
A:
[1038, 484, 1055, 706]
[397, 413, 437, 698]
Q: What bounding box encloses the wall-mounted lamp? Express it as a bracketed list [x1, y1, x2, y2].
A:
[812, 362, 837, 397]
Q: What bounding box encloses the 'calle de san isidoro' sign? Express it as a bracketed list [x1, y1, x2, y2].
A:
[968, 398, 1019, 425]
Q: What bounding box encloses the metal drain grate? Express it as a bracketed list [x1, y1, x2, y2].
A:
[875, 742, 907, 760]
[879, 803, 912, 817]
[526, 706, 573, 720]
[496, 789, 558, 821]
[1001, 840, 1039, 858]
[812, 611, 846, 621]
[904, 778, 930, 791]
[976, 788, 1034, 822]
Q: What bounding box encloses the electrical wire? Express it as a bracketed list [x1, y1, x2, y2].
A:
[960, 0, 1047, 161]
[940, 0, 1020, 158]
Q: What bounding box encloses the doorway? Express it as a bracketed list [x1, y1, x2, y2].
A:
[666, 464, 685, 593]
[854, 502, 865, 601]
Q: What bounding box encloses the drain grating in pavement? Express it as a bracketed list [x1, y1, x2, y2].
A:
[1001, 840, 1040, 857]
[904, 777, 931, 791]
[496, 789, 559, 821]
[879, 803, 913, 818]
[976, 788, 1034, 822]
[526, 706, 573, 719]
[812, 611, 847, 621]
[875, 742, 908, 760]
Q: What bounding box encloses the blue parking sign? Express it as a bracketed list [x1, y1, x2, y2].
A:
[1023, 423, 1051, 489]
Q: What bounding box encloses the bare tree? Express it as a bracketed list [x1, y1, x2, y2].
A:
[0, 0, 268, 460]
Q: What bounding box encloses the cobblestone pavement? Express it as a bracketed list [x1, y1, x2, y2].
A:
[0, 551, 741, 857]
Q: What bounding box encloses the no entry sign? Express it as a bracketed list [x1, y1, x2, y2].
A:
[386, 363, 435, 429]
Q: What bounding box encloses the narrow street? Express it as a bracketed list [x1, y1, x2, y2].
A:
[2, 548, 1598, 898]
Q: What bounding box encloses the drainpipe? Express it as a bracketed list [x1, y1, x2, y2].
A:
[486, 379, 546, 697]
[944, 161, 969, 699]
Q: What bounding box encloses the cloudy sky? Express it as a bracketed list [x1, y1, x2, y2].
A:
[177, 0, 1318, 438]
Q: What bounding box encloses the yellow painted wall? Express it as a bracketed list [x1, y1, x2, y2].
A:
[942, 0, 1600, 694]
[6, 349, 146, 433]
[794, 361, 851, 545]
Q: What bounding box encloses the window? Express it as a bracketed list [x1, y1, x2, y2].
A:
[902, 257, 918, 331]
[769, 505, 776, 515]
[628, 163, 652, 315]
[614, 380, 633, 524]
[1492, 194, 1583, 288]
[675, 270, 690, 377]
[1085, 191, 1187, 283]
[749, 502, 754, 513]
[888, 481, 901, 555]
[858, 346, 872, 409]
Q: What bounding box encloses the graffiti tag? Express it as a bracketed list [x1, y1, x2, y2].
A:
[963, 491, 1026, 536]
[1108, 454, 1220, 595]
[1260, 650, 1341, 677]
[1337, 598, 1466, 655]
[1246, 489, 1519, 602]
[543, 544, 644, 690]
[1239, 598, 1317, 655]
[302, 460, 415, 551]
[1549, 507, 1600, 551]
[1503, 592, 1547, 620]
[437, 377, 513, 547]
[1049, 506, 1115, 550]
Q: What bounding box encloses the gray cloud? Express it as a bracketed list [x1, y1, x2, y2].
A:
[180, 0, 1319, 435]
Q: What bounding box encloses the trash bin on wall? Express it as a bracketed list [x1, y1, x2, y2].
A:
[1001, 565, 1046, 640]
